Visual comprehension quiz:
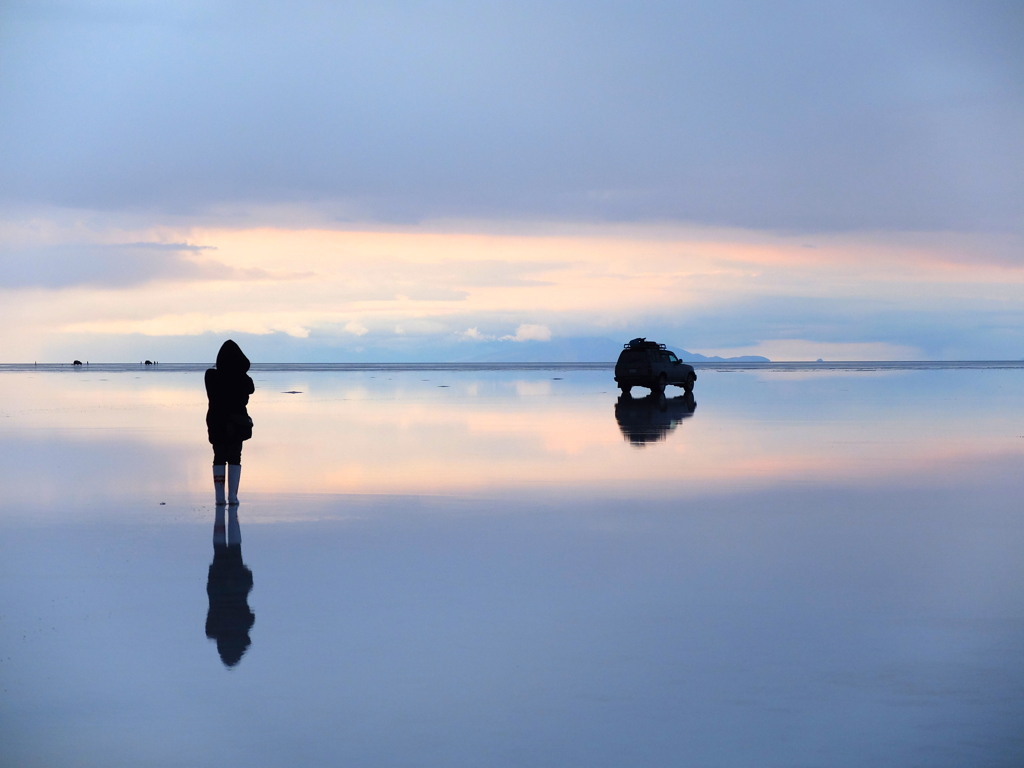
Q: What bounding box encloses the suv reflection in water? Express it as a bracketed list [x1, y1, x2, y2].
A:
[615, 391, 697, 446]
[206, 506, 255, 667]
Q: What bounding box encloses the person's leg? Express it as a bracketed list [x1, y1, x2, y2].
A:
[227, 442, 243, 504]
[212, 444, 227, 505]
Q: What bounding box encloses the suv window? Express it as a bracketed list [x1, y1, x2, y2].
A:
[667, 352, 680, 364]
[619, 349, 646, 366]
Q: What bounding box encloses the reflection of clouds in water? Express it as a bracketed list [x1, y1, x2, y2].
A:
[206, 506, 254, 668]
[753, 370, 905, 382]
[6, 369, 1024, 506]
[514, 380, 552, 397]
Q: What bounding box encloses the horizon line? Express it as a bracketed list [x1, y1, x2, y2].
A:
[4, 359, 1024, 369]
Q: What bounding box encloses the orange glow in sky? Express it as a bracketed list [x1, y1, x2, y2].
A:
[4, 221, 1023, 362]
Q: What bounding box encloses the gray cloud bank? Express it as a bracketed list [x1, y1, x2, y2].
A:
[40, 291, 1024, 363]
[0, 241, 257, 288]
[1, 0, 1021, 233]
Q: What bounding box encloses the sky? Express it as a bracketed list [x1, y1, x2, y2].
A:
[0, 0, 1022, 362]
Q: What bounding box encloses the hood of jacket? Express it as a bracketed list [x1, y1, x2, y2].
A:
[216, 339, 250, 374]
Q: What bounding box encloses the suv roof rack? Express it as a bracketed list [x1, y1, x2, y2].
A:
[624, 337, 667, 350]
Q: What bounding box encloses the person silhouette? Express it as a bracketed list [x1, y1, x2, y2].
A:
[205, 340, 254, 505]
[206, 505, 255, 667]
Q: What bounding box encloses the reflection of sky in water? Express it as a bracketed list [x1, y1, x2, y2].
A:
[0, 368, 1022, 766]
[2, 368, 1024, 506]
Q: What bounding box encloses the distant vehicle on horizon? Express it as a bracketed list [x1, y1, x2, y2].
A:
[614, 338, 696, 395]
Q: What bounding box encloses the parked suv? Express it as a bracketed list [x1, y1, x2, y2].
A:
[614, 338, 696, 395]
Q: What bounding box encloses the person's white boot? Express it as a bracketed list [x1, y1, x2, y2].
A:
[213, 465, 226, 505]
[227, 464, 241, 505]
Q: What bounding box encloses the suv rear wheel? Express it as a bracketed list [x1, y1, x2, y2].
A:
[654, 372, 668, 392]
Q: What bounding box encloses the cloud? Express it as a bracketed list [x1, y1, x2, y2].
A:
[503, 324, 552, 342]
[61, 311, 313, 338]
[6, 222, 1024, 362]
[0, 241, 271, 288]
[399, 288, 470, 301]
[0, 2, 1020, 232]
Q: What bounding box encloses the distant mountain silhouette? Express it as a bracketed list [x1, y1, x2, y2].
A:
[103, 331, 770, 363]
[671, 348, 770, 363]
[449, 337, 621, 362]
[447, 337, 769, 363]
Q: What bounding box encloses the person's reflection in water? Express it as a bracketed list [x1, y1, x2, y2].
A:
[615, 390, 696, 446]
[206, 505, 255, 667]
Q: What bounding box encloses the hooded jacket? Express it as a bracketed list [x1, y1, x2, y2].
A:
[205, 340, 255, 444]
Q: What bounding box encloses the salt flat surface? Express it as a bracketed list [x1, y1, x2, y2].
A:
[1, 367, 1022, 766]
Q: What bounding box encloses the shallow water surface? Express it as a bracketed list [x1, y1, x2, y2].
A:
[1, 366, 1022, 766]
